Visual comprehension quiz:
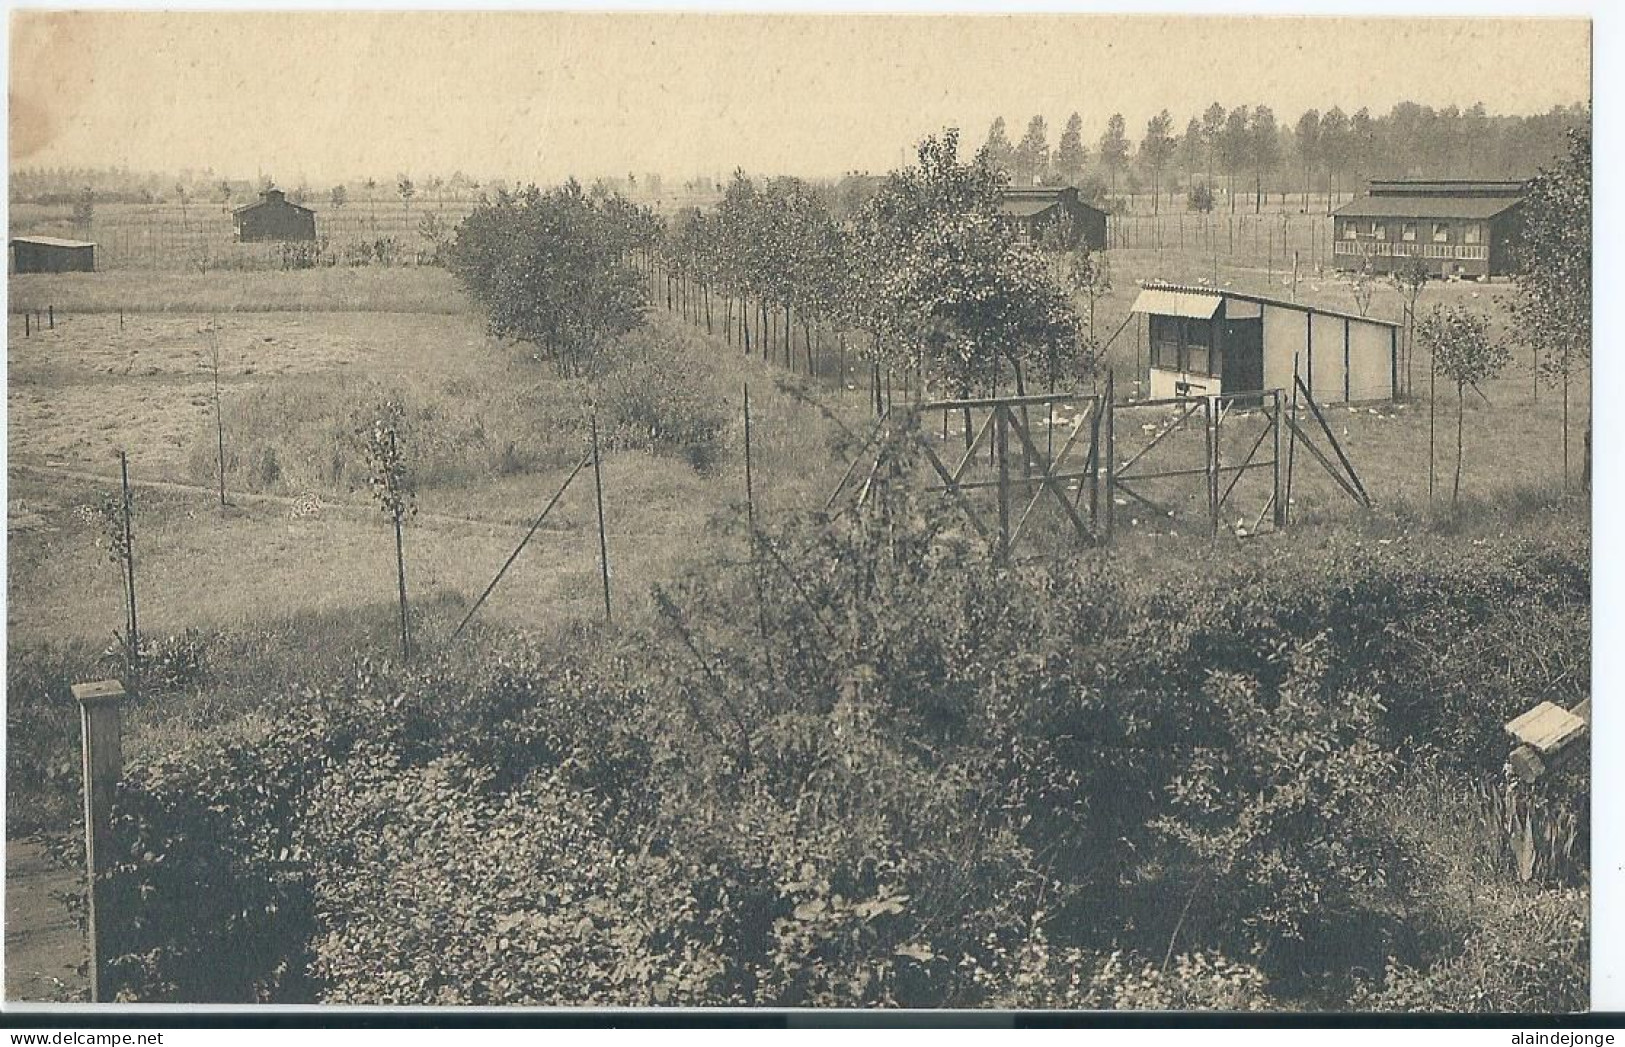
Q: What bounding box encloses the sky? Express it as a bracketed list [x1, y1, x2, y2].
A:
[7, 11, 1592, 186]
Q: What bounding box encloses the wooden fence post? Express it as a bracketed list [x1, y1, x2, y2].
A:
[72, 679, 127, 1003]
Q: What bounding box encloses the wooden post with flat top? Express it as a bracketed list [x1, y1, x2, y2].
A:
[73, 679, 127, 1003]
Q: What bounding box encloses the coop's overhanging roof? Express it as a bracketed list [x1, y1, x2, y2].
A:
[10, 235, 95, 249]
[1131, 288, 1223, 319]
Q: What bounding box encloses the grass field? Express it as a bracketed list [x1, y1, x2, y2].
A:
[8, 245, 1587, 647]
[5, 226, 1590, 1010]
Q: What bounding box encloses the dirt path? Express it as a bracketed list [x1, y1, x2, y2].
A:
[4, 838, 88, 1003]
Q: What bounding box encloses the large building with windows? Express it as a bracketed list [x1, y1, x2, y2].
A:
[1331, 179, 1525, 280]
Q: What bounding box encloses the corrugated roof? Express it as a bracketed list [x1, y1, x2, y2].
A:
[1368, 179, 1524, 197]
[1139, 281, 1401, 329]
[1132, 287, 1223, 319]
[10, 235, 96, 249]
[1333, 195, 1522, 220]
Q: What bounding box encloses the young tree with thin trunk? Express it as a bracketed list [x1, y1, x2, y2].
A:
[1099, 114, 1130, 201]
[1056, 113, 1088, 187]
[1294, 109, 1320, 212]
[1390, 255, 1429, 399]
[1201, 102, 1226, 190]
[1014, 115, 1051, 187]
[357, 399, 416, 660]
[1509, 126, 1591, 492]
[1140, 110, 1175, 215]
[982, 117, 1015, 180]
[1420, 304, 1511, 508]
[1249, 106, 1280, 214]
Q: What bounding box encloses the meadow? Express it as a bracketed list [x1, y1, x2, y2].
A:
[5, 213, 1589, 1007]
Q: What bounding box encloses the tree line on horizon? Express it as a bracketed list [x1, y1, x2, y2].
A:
[971, 101, 1588, 215]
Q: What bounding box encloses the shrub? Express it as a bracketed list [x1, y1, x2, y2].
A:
[72, 488, 1588, 1008]
[594, 327, 729, 471]
[1353, 887, 1588, 1013]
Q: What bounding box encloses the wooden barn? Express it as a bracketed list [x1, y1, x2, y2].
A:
[10, 235, 96, 274]
[1131, 282, 1399, 404]
[1332, 180, 1525, 279]
[996, 186, 1108, 251]
[232, 188, 317, 243]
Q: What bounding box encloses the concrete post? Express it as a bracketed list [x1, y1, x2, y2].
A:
[72, 679, 127, 1003]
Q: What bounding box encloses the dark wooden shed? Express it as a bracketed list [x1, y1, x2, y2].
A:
[996, 186, 1108, 251]
[10, 236, 96, 274]
[232, 188, 318, 243]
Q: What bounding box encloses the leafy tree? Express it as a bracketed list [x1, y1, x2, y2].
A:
[1055, 112, 1089, 186]
[1139, 109, 1176, 214]
[330, 185, 347, 209]
[854, 129, 1080, 437]
[1249, 106, 1280, 213]
[1201, 102, 1227, 187]
[217, 179, 234, 213]
[1180, 117, 1204, 198]
[1510, 126, 1591, 490]
[1294, 109, 1320, 212]
[72, 186, 95, 235]
[1420, 304, 1512, 506]
[446, 182, 650, 377]
[1014, 115, 1050, 187]
[981, 117, 1015, 179]
[1319, 108, 1358, 206]
[1219, 107, 1251, 212]
[397, 175, 416, 217]
[1098, 113, 1130, 199]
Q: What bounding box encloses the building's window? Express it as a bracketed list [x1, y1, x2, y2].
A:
[1401, 222, 1417, 242]
[1432, 222, 1450, 243]
[1373, 222, 1387, 241]
[1186, 343, 1211, 376]
[1149, 315, 1180, 369]
[1464, 223, 1482, 244]
[1342, 222, 1358, 240]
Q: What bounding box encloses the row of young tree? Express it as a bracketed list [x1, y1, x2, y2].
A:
[656, 130, 1090, 426]
[981, 101, 1588, 215]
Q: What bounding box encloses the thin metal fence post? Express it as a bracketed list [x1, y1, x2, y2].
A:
[1272, 388, 1286, 528]
[590, 413, 612, 623]
[118, 452, 139, 686]
[73, 679, 127, 1003]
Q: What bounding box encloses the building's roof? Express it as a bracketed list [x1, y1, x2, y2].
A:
[1333, 194, 1522, 220]
[996, 186, 1108, 219]
[10, 235, 95, 249]
[998, 197, 1065, 219]
[1367, 179, 1524, 198]
[232, 197, 316, 216]
[1138, 280, 1400, 329]
[1132, 287, 1222, 319]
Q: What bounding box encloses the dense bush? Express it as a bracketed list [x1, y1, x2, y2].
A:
[594, 327, 730, 471]
[72, 484, 1588, 1008]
